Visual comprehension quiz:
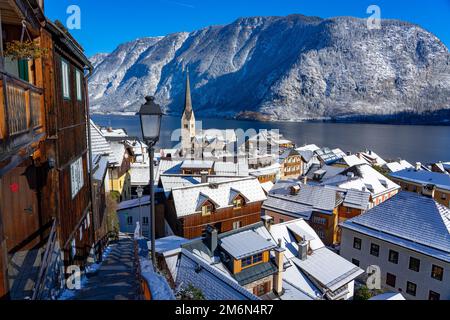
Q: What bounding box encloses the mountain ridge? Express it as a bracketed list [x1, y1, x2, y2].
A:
[88, 14, 450, 122]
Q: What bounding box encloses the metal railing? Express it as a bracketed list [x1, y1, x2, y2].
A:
[0, 71, 44, 140]
[31, 219, 62, 300]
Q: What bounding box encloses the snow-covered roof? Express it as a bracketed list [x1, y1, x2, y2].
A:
[175, 249, 259, 300]
[260, 219, 363, 296]
[342, 189, 371, 210]
[220, 231, 276, 259]
[248, 163, 281, 177]
[263, 182, 342, 218]
[109, 141, 127, 166]
[130, 164, 151, 186]
[384, 160, 413, 173]
[323, 164, 400, 197]
[358, 150, 387, 166]
[92, 154, 109, 182]
[291, 248, 364, 293]
[155, 236, 192, 255]
[213, 160, 249, 176]
[117, 196, 151, 211]
[89, 120, 113, 157]
[297, 144, 320, 153]
[260, 181, 274, 194]
[390, 168, 450, 191]
[342, 192, 450, 262]
[171, 177, 267, 218]
[101, 127, 128, 138]
[342, 155, 369, 167]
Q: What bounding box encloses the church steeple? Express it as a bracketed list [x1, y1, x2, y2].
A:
[181, 69, 196, 154]
[183, 70, 193, 118]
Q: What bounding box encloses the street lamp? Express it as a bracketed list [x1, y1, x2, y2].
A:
[136, 186, 144, 238]
[137, 96, 163, 270]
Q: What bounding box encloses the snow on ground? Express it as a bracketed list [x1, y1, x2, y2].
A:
[58, 245, 113, 300]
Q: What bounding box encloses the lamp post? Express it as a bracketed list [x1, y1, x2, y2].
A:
[136, 186, 144, 238]
[137, 96, 163, 270]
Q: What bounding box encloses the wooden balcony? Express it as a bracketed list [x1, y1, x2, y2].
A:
[0, 71, 45, 163]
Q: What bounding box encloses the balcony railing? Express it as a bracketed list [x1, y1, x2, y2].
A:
[0, 71, 44, 141]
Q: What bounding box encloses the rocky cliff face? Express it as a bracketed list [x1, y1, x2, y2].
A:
[89, 14, 450, 120]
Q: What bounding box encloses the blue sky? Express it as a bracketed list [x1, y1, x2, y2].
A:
[45, 0, 450, 57]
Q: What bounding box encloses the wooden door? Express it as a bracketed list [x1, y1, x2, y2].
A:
[0, 163, 40, 253]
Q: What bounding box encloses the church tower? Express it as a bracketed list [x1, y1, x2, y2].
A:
[181, 70, 196, 153]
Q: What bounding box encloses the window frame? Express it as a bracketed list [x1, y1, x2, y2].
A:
[429, 290, 440, 301]
[241, 253, 264, 269]
[201, 202, 214, 217]
[409, 257, 421, 272]
[370, 243, 380, 257]
[386, 273, 396, 288]
[75, 68, 83, 101]
[388, 250, 399, 264]
[406, 281, 417, 297]
[127, 216, 133, 226]
[61, 58, 71, 100]
[431, 264, 444, 281]
[353, 237, 362, 250]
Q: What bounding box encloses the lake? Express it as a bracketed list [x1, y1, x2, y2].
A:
[91, 114, 450, 164]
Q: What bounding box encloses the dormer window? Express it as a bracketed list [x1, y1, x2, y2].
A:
[233, 195, 244, 209]
[241, 253, 263, 269]
[201, 202, 214, 217]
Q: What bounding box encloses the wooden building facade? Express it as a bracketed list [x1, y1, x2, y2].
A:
[0, 0, 102, 299]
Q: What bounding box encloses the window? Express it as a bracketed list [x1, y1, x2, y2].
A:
[233, 197, 243, 209]
[409, 257, 421, 272]
[429, 291, 440, 301]
[370, 243, 380, 257]
[353, 237, 362, 250]
[388, 250, 399, 264]
[313, 216, 327, 225]
[431, 265, 444, 281]
[127, 216, 133, 225]
[76, 69, 83, 101]
[232, 221, 241, 230]
[406, 281, 417, 296]
[61, 59, 70, 99]
[70, 157, 84, 199]
[346, 207, 352, 214]
[441, 193, 447, 200]
[352, 259, 360, 267]
[253, 282, 270, 297]
[241, 253, 264, 268]
[142, 217, 149, 225]
[317, 230, 325, 239]
[201, 203, 213, 216]
[386, 273, 396, 288]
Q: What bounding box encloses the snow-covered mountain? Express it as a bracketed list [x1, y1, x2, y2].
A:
[88, 14, 450, 120]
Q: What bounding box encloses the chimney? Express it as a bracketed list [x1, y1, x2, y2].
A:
[298, 238, 308, 261]
[205, 226, 218, 255]
[303, 176, 308, 185]
[415, 162, 422, 171]
[261, 215, 274, 231]
[290, 185, 301, 195]
[273, 239, 285, 296]
[200, 171, 208, 184]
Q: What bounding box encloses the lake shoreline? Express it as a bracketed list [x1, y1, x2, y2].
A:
[91, 111, 450, 127]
